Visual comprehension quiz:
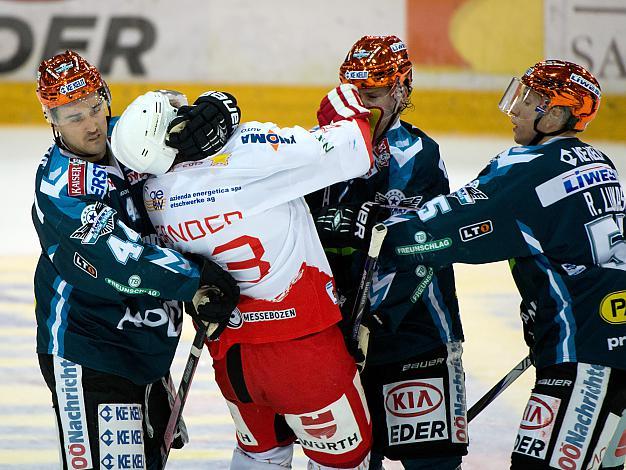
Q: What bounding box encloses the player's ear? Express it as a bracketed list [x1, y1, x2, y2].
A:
[545, 106, 569, 131]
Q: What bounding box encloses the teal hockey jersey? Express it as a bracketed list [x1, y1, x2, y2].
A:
[33, 118, 201, 384]
[388, 136, 626, 371]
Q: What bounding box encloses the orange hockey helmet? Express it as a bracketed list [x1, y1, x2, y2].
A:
[521, 60, 601, 131]
[36, 50, 110, 122]
[340, 35, 413, 89]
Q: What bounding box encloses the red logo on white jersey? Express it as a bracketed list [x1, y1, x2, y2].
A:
[300, 410, 337, 439]
[385, 381, 443, 418]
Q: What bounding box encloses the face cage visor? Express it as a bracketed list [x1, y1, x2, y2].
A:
[498, 77, 550, 121]
[45, 88, 110, 127]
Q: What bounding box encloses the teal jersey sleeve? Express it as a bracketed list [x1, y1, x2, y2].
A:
[387, 150, 538, 270]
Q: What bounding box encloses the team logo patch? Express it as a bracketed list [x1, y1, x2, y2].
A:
[535, 163, 618, 207]
[344, 70, 368, 80]
[560, 149, 578, 166]
[54, 61, 74, 74]
[415, 265, 428, 277]
[352, 49, 371, 59]
[59, 77, 86, 95]
[410, 267, 433, 303]
[240, 309, 297, 323]
[125, 170, 147, 186]
[570, 73, 601, 98]
[396, 238, 452, 256]
[86, 163, 108, 197]
[451, 185, 488, 205]
[240, 130, 296, 151]
[375, 190, 422, 215]
[390, 41, 407, 53]
[73, 252, 97, 278]
[105, 278, 160, 297]
[71, 203, 116, 245]
[145, 189, 165, 212]
[447, 343, 468, 444]
[374, 138, 391, 167]
[67, 158, 87, 197]
[210, 153, 231, 166]
[98, 404, 145, 470]
[513, 393, 561, 460]
[599, 291, 626, 324]
[383, 379, 448, 445]
[459, 220, 493, 242]
[549, 364, 609, 469]
[228, 308, 243, 329]
[285, 394, 363, 455]
[54, 357, 93, 470]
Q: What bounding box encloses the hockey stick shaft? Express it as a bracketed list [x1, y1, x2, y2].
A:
[161, 321, 212, 467]
[467, 355, 533, 423]
[350, 223, 388, 343]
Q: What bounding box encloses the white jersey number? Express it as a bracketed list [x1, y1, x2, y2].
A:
[585, 214, 626, 270]
[107, 220, 144, 265]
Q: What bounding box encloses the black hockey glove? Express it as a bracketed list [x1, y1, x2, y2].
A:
[315, 202, 390, 251]
[187, 259, 240, 340]
[166, 91, 241, 161]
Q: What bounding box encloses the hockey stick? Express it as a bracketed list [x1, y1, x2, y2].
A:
[349, 223, 388, 372]
[161, 320, 216, 467]
[467, 355, 533, 422]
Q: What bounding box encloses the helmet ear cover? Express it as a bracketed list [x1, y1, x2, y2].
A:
[111, 91, 178, 175]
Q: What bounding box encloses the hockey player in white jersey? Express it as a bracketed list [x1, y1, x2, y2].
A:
[112, 86, 379, 469]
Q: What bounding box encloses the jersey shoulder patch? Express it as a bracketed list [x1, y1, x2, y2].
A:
[65, 158, 110, 198]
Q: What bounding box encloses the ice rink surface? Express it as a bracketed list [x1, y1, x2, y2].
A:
[0, 127, 624, 469]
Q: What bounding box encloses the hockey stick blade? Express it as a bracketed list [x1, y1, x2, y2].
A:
[161, 321, 213, 467]
[467, 355, 533, 423]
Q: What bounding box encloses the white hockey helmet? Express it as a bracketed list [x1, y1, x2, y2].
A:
[111, 91, 178, 175]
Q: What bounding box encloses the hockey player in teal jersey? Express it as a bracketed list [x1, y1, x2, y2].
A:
[310, 36, 467, 470]
[32, 50, 239, 469]
[322, 60, 626, 470]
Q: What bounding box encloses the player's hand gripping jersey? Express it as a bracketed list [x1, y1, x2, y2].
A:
[144, 119, 373, 359]
[387, 136, 626, 371]
[32, 118, 201, 384]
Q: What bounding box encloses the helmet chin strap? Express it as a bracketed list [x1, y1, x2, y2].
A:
[372, 81, 405, 144]
[528, 113, 571, 146]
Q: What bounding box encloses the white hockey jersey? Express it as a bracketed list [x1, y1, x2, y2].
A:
[144, 119, 373, 358]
